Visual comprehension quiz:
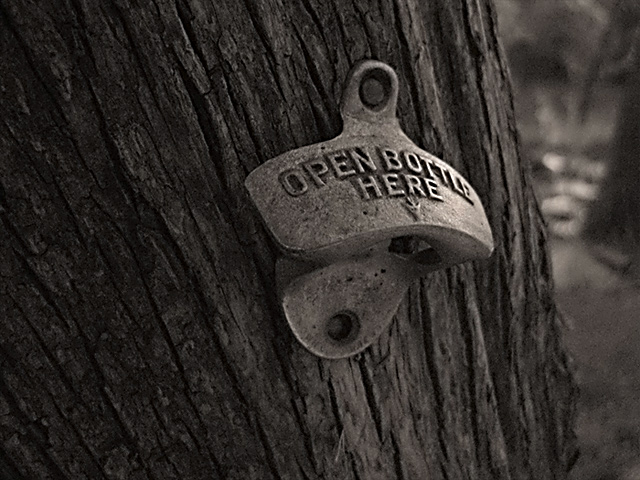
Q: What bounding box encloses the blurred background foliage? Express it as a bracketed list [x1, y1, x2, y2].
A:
[496, 0, 640, 246]
[494, 1, 640, 478]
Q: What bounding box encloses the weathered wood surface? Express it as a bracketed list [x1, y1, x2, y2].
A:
[0, 0, 576, 478]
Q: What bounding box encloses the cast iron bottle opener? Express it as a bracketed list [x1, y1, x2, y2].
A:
[245, 60, 494, 359]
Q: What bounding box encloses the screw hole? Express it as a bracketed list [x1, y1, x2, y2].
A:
[359, 68, 392, 110]
[326, 311, 360, 343]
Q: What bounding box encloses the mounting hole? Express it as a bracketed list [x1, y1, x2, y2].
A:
[326, 310, 360, 343]
[359, 68, 392, 110]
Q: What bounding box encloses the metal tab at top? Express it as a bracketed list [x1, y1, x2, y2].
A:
[340, 60, 399, 126]
[245, 59, 495, 359]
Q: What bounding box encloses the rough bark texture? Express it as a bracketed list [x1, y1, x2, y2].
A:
[0, 0, 575, 479]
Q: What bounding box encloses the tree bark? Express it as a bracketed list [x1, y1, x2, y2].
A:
[0, 0, 575, 479]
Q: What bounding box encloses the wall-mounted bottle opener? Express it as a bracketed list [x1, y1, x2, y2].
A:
[245, 60, 494, 359]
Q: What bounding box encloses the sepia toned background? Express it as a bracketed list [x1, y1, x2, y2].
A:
[495, 0, 640, 478]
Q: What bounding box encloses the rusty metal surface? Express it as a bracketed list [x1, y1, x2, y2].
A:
[245, 60, 495, 358]
[280, 255, 413, 359]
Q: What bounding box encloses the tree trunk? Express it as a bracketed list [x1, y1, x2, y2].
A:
[0, 1, 575, 479]
[584, 31, 640, 257]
